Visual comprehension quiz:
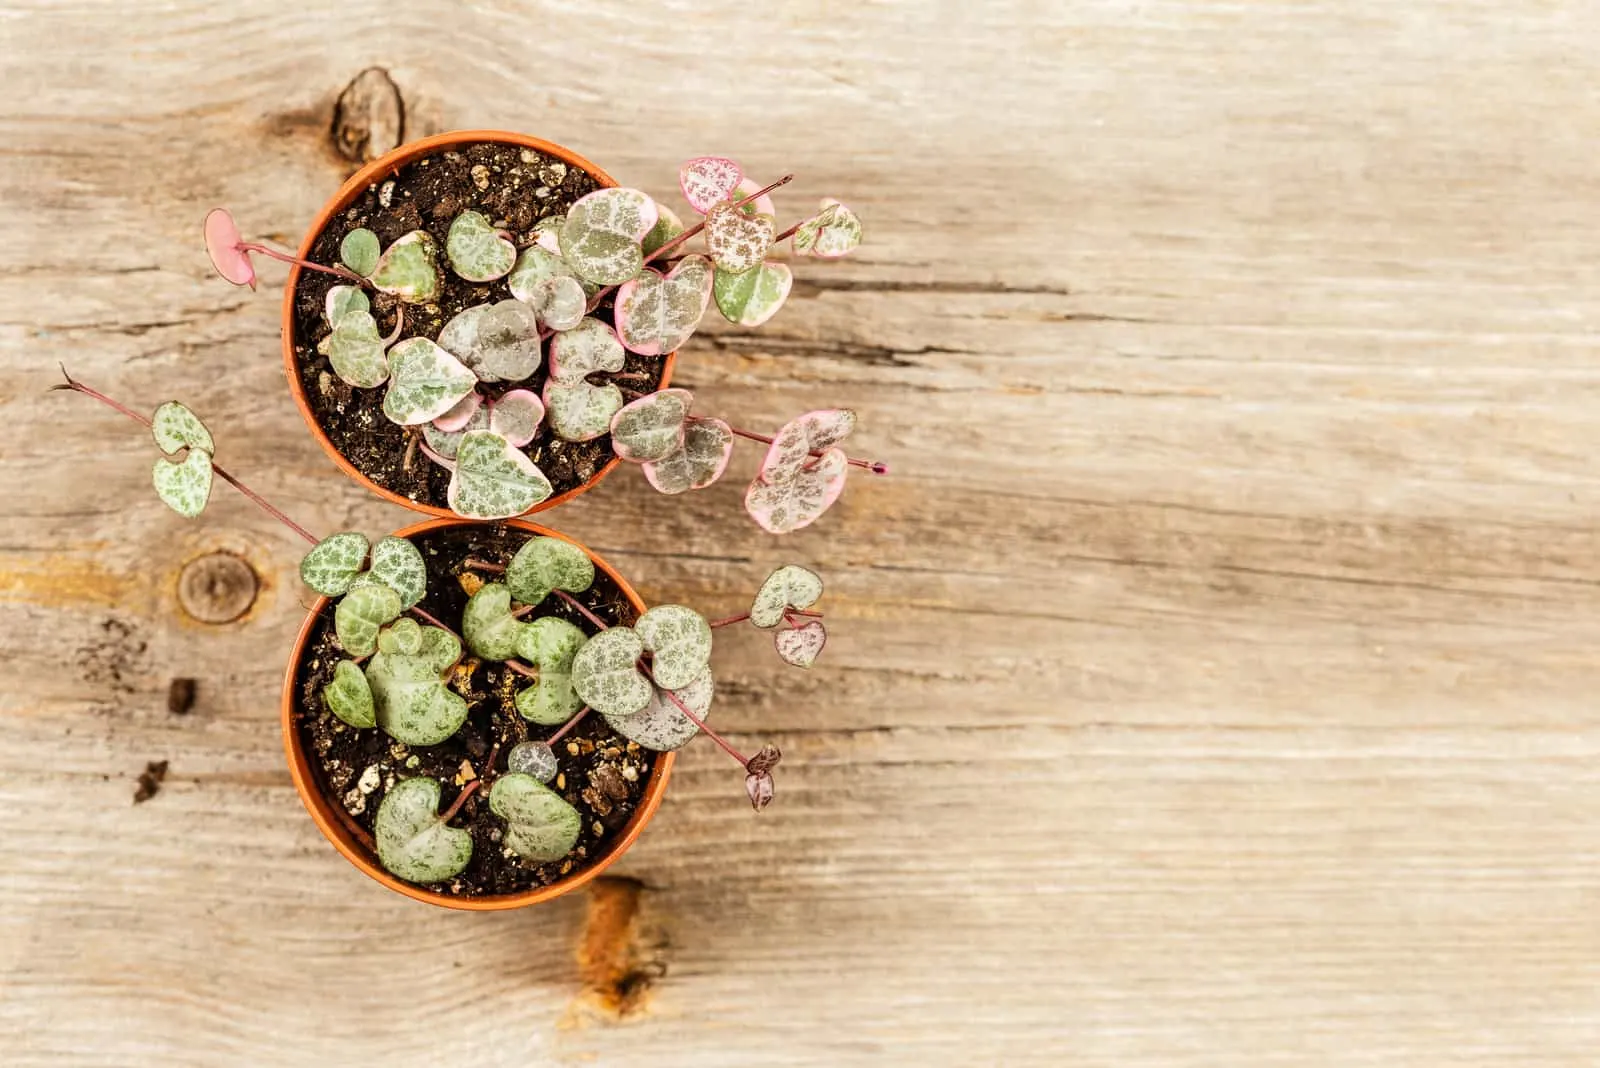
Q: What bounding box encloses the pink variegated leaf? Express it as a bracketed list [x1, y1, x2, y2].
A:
[732, 176, 776, 218]
[204, 209, 255, 289]
[774, 621, 826, 668]
[679, 157, 743, 215]
[609, 388, 693, 463]
[744, 448, 850, 534]
[793, 198, 862, 258]
[489, 389, 544, 447]
[642, 417, 734, 495]
[433, 391, 483, 433]
[547, 317, 625, 384]
[614, 255, 713, 355]
[758, 409, 858, 483]
[705, 203, 774, 274]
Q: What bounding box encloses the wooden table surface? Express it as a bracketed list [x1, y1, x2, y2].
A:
[5, 1, 1600, 1064]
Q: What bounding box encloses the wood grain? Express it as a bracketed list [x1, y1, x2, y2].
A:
[5, 0, 1600, 1064]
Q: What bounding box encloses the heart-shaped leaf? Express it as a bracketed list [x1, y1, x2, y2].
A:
[383, 338, 478, 425]
[152, 449, 213, 519]
[367, 651, 469, 745]
[370, 535, 426, 610]
[489, 773, 582, 862]
[488, 389, 543, 448]
[680, 157, 743, 215]
[793, 199, 862, 258]
[572, 627, 651, 717]
[732, 177, 776, 218]
[609, 388, 693, 463]
[758, 409, 858, 481]
[560, 188, 658, 285]
[299, 531, 370, 597]
[325, 284, 371, 329]
[642, 417, 734, 495]
[775, 621, 826, 667]
[544, 381, 624, 442]
[547, 317, 626, 383]
[745, 447, 849, 534]
[438, 300, 543, 384]
[378, 616, 423, 656]
[340, 228, 381, 276]
[532, 217, 564, 254]
[318, 309, 391, 389]
[448, 430, 553, 519]
[375, 777, 473, 883]
[370, 230, 442, 303]
[507, 243, 599, 301]
[446, 210, 516, 282]
[335, 582, 402, 656]
[641, 204, 687, 256]
[705, 202, 774, 274]
[433, 391, 482, 433]
[462, 582, 522, 661]
[424, 400, 490, 459]
[204, 209, 254, 289]
[506, 536, 596, 606]
[513, 616, 588, 725]
[417, 626, 462, 673]
[751, 564, 823, 628]
[152, 401, 214, 455]
[507, 740, 558, 783]
[527, 276, 586, 332]
[323, 659, 376, 728]
[615, 256, 713, 356]
[712, 261, 792, 327]
[635, 604, 712, 689]
[602, 669, 713, 752]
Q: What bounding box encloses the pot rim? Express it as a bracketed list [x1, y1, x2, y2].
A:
[278, 515, 674, 910]
[279, 129, 676, 519]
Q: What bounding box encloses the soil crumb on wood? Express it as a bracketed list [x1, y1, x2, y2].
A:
[292, 524, 659, 898]
[290, 141, 669, 510]
[133, 760, 168, 804]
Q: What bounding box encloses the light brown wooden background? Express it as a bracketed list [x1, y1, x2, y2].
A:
[5, 1, 1600, 1064]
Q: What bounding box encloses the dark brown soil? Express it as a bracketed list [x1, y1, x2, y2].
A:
[292, 524, 658, 897]
[290, 141, 670, 508]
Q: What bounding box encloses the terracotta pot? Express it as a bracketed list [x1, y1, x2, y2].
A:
[280, 130, 676, 518]
[280, 517, 675, 910]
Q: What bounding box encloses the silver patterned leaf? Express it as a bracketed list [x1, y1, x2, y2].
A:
[602, 668, 713, 752]
[447, 430, 553, 519]
[445, 210, 516, 282]
[792, 198, 862, 258]
[382, 337, 477, 425]
[513, 616, 588, 725]
[367, 651, 469, 746]
[635, 604, 712, 689]
[609, 388, 693, 463]
[641, 417, 734, 495]
[339, 228, 381, 276]
[323, 659, 376, 728]
[774, 620, 827, 668]
[462, 581, 523, 662]
[712, 261, 792, 327]
[488, 389, 543, 448]
[151, 401, 214, 455]
[745, 448, 850, 534]
[614, 255, 713, 355]
[678, 156, 742, 214]
[488, 773, 582, 862]
[369, 535, 426, 610]
[543, 380, 624, 443]
[571, 627, 651, 717]
[750, 564, 824, 628]
[437, 300, 542, 384]
[375, 777, 473, 883]
[505, 535, 596, 606]
[369, 230, 442, 303]
[704, 201, 774, 274]
[152, 449, 212, 519]
[559, 187, 658, 285]
[299, 531, 370, 597]
[334, 582, 402, 657]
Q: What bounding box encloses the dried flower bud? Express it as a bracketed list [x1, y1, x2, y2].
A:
[745, 744, 781, 775]
[744, 744, 781, 811]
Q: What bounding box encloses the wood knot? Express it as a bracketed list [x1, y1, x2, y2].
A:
[177, 552, 258, 624]
[571, 876, 667, 1020]
[332, 67, 405, 164]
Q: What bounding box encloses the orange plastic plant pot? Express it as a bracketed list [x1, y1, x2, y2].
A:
[280, 130, 677, 519]
[279, 517, 674, 910]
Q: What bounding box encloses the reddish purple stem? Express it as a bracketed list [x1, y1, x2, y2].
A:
[727, 426, 888, 474]
[553, 589, 608, 631]
[709, 612, 751, 629]
[239, 242, 368, 285]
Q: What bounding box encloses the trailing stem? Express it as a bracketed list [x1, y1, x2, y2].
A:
[728, 425, 888, 474]
[547, 705, 591, 747]
[439, 779, 480, 823]
[239, 242, 368, 285]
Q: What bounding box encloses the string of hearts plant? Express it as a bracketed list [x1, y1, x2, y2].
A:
[208, 156, 886, 531]
[53, 370, 834, 886]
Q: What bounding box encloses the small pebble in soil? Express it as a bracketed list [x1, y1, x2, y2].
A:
[344, 787, 366, 816]
[358, 765, 381, 794]
[621, 765, 638, 782]
[167, 678, 196, 715]
[471, 164, 490, 190]
[133, 760, 168, 804]
[379, 180, 395, 207]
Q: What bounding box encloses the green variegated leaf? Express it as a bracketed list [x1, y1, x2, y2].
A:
[423, 402, 490, 460]
[323, 659, 376, 728]
[609, 388, 693, 463]
[750, 564, 823, 628]
[614, 255, 713, 356]
[370, 230, 442, 303]
[325, 285, 371, 329]
[448, 430, 553, 520]
[377, 616, 423, 656]
[544, 381, 623, 443]
[642, 417, 734, 495]
[367, 651, 469, 746]
[513, 616, 587, 725]
[635, 604, 712, 689]
[793, 199, 862, 258]
[462, 582, 522, 661]
[571, 627, 651, 717]
[527, 275, 586, 331]
[446, 210, 516, 282]
[488, 773, 581, 862]
[602, 669, 713, 752]
[559, 188, 658, 285]
[340, 228, 381, 276]
[704, 202, 774, 274]
[151, 402, 214, 455]
[507, 242, 599, 300]
[505, 536, 596, 606]
[417, 626, 462, 673]
[375, 777, 473, 883]
[437, 300, 542, 383]
[370, 535, 426, 610]
[299, 531, 370, 597]
[318, 309, 390, 389]
[546, 317, 626, 383]
[382, 337, 478, 425]
[641, 204, 687, 256]
[152, 450, 212, 518]
[712, 261, 793, 327]
[334, 582, 402, 657]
